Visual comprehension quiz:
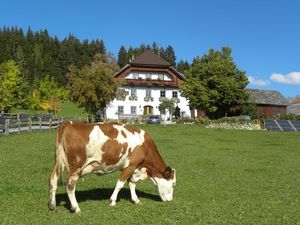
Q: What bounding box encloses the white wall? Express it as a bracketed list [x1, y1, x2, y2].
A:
[105, 86, 191, 120]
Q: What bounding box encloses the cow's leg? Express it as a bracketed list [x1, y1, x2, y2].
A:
[109, 166, 135, 206]
[48, 166, 59, 210]
[109, 180, 125, 206]
[128, 167, 148, 204]
[66, 173, 80, 213]
[128, 181, 140, 204]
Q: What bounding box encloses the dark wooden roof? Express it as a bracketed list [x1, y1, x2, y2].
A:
[130, 50, 170, 67]
[115, 50, 186, 81]
[247, 89, 289, 106]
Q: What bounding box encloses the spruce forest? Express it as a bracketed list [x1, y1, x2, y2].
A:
[0, 26, 189, 89]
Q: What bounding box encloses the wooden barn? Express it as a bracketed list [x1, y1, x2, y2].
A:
[247, 89, 289, 118]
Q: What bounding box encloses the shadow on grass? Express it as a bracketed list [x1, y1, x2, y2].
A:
[56, 188, 161, 211]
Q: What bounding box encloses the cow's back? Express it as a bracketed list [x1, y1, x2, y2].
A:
[56, 121, 148, 176]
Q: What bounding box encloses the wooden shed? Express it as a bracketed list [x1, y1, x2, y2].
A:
[247, 89, 289, 118]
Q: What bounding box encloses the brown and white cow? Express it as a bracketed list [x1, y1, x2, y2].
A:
[48, 121, 176, 212]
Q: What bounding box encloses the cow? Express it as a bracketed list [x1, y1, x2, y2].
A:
[48, 121, 176, 213]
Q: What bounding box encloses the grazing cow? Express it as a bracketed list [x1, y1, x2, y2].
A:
[48, 121, 176, 212]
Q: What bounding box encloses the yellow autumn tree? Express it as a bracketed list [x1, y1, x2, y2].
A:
[30, 75, 68, 113]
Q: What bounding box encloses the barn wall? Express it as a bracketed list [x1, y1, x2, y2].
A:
[256, 104, 287, 118]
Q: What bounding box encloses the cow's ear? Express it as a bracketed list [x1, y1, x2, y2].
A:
[163, 167, 172, 179]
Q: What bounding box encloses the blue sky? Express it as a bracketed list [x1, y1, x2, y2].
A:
[1, 0, 299, 98]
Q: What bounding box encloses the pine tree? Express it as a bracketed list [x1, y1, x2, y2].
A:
[139, 44, 147, 53]
[117, 45, 128, 68]
[127, 46, 135, 62]
[164, 45, 176, 67]
[177, 60, 190, 73]
[151, 42, 159, 55]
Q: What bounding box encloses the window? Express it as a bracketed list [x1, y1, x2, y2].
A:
[131, 106, 137, 115]
[160, 90, 166, 97]
[146, 73, 151, 80]
[146, 89, 151, 97]
[118, 106, 124, 114]
[158, 73, 164, 80]
[131, 88, 137, 97]
[172, 91, 178, 98]
[132, 73, 138, 79]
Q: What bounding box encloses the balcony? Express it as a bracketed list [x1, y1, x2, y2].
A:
[124, 79, 176, 87]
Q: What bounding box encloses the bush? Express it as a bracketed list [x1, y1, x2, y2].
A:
[176, 116, 194, 124]
[241, 103, 259, 119]
[280, 113, 299, 120]
[194, 117, 211, 125]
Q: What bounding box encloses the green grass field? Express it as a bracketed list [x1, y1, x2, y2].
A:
[0, 125, 299, 225]
[56, 101, 87, 117]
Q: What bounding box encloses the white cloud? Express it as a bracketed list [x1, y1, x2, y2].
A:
[247, 76, 269, 87]
[270, 72, 300, 85]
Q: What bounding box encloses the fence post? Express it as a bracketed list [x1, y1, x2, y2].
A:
[39, 118, 42, 130]
[29, 118, 32, 132]
[4, 119, 9, 135]
[49, 118, 52, 130]
[17, 118, 21, 133]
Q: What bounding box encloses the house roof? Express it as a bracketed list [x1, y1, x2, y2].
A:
[130, 49, 171, 67]
[114, 50, 186, 81]
[247, 89, 289, 106]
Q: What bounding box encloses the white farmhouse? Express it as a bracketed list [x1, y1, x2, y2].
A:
[105, 50, 192, 120]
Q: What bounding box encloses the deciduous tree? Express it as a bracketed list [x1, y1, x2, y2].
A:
[180, 47, 249, 119]
[68, 53, 119, 115]
[159, 98, 175, 116]
[29, 75, 68, 113]
[0, 60, 28, 112]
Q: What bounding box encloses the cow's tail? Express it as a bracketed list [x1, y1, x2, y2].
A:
[54, 123, 69, 186]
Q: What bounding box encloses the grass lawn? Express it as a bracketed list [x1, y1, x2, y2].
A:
[0, 125, 299, 225]
[56, 101, 87, 117]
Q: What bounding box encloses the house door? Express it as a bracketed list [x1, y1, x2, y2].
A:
[143, 105, 153, 115]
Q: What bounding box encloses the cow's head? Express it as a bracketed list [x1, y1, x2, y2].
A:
[152, 167, 176, 202]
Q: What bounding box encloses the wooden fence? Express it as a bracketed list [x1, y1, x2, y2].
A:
[0, 115, 95, 136]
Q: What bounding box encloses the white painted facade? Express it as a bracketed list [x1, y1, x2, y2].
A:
[105, 71, 191, 120]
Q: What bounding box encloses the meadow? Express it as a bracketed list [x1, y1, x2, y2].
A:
[0, 125, 299, 225]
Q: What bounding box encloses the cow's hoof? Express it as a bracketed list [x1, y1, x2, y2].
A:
[71, 207, 81, 213]
[132, 199, 141, 204]
[48, 203, 56, 211]
[109, 200, 116, 207]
